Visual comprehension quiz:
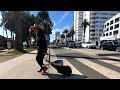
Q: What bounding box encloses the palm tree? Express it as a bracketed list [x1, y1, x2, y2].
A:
[60, 34, 65, 41]
[69, 25, 74, 41]
[81, 19, 90, 42]
[62, 29, 68, 39]
[62, 29, 68, 47]
[14, 11, 23, 52]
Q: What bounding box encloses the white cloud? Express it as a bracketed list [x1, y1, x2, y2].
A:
[51, 25, 70, 35]
[58, 11, 70, 24]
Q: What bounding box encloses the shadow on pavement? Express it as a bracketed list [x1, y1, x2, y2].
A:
[50, 54, 120, 62]
[28, 52, 37, 54]
[98, 53, 120, 56]
[44, 72, 87, 79]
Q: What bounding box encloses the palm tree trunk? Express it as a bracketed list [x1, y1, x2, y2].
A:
[14, 11, 23, 52]
[5, 29, 8, 39]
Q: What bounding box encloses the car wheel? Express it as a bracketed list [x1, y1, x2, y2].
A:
[116, 47, 120, 52]
[100, 46, 104, 50]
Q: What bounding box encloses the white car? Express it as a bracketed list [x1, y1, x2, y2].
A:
[82, 42, 96, 49]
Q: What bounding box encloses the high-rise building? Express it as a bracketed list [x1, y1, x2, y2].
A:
[83, 11, 119, 43]
[100, 13, 120, 41]
[55, 31, 60, 40]
[74, 11, 83, 41]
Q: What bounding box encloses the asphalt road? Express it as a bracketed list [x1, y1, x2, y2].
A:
[52, 47, 120, 79]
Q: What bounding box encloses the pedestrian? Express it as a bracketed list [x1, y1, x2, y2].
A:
[7, 42, 11, 52]
[30, 23, 48, 75]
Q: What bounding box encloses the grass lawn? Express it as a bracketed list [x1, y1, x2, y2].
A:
[2, 48, 36, 56]
[0, 48, 36, 63]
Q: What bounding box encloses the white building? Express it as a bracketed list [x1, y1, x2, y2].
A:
[100, 13, 120, 41]
[74, 11, 83, 41]
[55, 31, 60, 40]
[83, 11, 119, 43]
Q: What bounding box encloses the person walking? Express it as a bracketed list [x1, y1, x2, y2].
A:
[30, 23, 48, 75]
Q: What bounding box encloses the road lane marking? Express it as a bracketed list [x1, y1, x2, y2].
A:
[76, 58, 120, 79]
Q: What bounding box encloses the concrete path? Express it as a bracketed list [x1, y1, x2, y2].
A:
[0, 49, 85, 79]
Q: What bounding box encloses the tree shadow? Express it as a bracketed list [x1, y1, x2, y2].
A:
[50, 54, 120, 62]
[27, 52, 37, 54]
[43, 72, 87, 79]
[98, 53, 120, 56]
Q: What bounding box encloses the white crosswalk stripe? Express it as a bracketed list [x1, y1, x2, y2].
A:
[75, 58, 120, 79]
[49, 49, 87, 79]
[98, 59, 120, 68]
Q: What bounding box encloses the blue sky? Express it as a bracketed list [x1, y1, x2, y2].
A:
[0, 11, 74, 42]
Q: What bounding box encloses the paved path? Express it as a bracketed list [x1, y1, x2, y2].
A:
[0, 49, 86, 79]
[0, 47, 120, 79]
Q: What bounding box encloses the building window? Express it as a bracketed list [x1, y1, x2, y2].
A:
[106, 33, 108, 36]
[105, 25, 106, 28]
[100, 17, 108, 19]
[103, 34, 105, 36]
[99, 29, 103, 32]
[107, 28, 109, 31]
[107, 23, 109, 26]
[109, 32, 112, 35]
[96, 17, 99, 19]
[113, 30, 118, 35]
[109, 13, 116, 15]
[90, 29, 95, 32]
[115, 17, 119, 23]
[100, 13, 108, 15]
[114, 24, 119, 29]
[110, 20, 113, 25]
[91, 25, 95, 28]
[96, 21, 98, 23]
[110, 26, 113, 30]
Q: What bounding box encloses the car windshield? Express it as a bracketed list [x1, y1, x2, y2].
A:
[113, 41, 120, 45]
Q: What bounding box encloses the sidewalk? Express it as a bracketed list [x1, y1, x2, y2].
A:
[64, 47, 120, 60]
[0, 49, 85, 79]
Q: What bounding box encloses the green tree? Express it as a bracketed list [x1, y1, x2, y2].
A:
[0, 35, 7, 48]
[62, 29, 68, 40]
[60, 34, 65, 41]
[35, 11, 53, 36]
[14, 11, 23, 52]
[81, 19, 90, 42]
[69, 25, 74, 41]
[0, 11, 36, 48]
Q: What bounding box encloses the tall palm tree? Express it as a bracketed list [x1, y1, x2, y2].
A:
[81, 18, 90, 42]
[69, 25, 74, 41]
[60, 34, 65, 41]
[14, 11, 23, 52]
[62, 29, 68, 39]
[62, 29, 68, 47]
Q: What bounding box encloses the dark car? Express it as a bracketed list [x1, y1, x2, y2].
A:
[100, 41, 120, 52]
[68, 41, 76, 48]
[75, 41, 82, 48]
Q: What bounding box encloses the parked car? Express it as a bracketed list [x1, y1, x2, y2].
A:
[58, 42, 65, 47]
[75, 41, 82, 48]
[82, 42, 96, 49]
[68, 41, 76, 48]
[100, 41, 120, 52]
